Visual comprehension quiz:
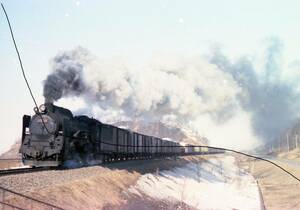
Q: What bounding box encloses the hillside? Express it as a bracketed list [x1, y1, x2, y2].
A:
[262, 119, 300, 160]
[0, 141, 21, 159]
[278, 120, 300, 151]
[0, 155, 264, 210]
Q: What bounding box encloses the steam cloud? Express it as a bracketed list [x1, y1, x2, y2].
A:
[43, 38, 300, 150]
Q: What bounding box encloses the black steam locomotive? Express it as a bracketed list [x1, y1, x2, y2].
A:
[20, 103, 221, 167]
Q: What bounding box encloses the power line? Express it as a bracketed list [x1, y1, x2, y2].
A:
[2, 3, 298, 183]
[72, 137, 300, 182]
[1, 3, 52, 134]
[199, 145, 300, 182]
[1, 3, 39, 109]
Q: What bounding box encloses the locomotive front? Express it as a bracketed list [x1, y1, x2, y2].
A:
[21, 103, 73, 167]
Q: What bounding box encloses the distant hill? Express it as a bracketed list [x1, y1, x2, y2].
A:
[264, 119, 300, 154]
[278, 120, 300, 152]
[0, 141, 21, 159]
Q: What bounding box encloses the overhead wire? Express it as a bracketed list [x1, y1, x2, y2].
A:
[1, 3, 299, 183]
[72, 136, 300, 182]
[1, 3, 53, 134]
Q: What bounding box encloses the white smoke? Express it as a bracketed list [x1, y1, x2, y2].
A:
[45, 49, 240, 115]
[44, 39, 300, 150]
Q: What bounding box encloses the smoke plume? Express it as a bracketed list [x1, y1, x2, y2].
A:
[43, 47, 88, 103]
[43, 38, 300, 150]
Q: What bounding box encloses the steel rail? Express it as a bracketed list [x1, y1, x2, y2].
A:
[0, 167, 53, 177]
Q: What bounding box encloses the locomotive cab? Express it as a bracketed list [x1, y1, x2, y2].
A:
[21, 103, 73, 167]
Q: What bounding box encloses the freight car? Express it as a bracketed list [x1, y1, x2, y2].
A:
[20, 103, 222, 167]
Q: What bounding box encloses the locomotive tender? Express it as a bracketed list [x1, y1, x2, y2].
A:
[21, 103, 220, 167]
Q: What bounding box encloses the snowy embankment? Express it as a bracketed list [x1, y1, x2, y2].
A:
[129, 156, 262, 210]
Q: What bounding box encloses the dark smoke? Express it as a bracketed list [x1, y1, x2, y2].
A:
[43, 48, 87, 103]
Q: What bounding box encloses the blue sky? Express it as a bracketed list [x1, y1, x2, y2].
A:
[0, 0, 300, 152]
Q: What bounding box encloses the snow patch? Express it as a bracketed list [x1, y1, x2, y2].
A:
[129, 156, 262, 210]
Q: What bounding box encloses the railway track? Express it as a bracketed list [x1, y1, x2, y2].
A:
[0, 167, 53, 176]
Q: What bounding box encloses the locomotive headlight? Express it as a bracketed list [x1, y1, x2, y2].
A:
[29, 115, 57, 135]
[39, 104, 47, 113]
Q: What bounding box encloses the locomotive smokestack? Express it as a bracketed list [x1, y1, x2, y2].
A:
[44, 102, 54, 113]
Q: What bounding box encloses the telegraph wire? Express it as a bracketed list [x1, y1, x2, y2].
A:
[1, 3, 52, 134]
[2, 3, 299, 183]
[1, 3, 39, 110]
[72, 137, 300, 182]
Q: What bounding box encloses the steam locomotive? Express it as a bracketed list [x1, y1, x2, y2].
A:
[20, 103, 222, 167]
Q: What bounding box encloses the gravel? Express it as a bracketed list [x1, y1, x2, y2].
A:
[0, 156, 215, 209]
[0, 166, 109, 193]
[0, 156, 211, 195]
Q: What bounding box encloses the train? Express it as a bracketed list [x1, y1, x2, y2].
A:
[20, 103, 223, 167]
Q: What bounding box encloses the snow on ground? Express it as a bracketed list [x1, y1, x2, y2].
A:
[129, 156, 262, 210]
